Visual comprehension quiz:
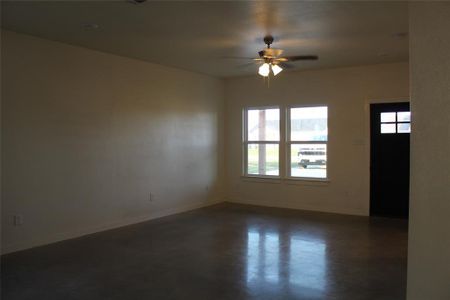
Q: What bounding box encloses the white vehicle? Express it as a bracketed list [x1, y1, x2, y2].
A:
[298, 146, 326, 168]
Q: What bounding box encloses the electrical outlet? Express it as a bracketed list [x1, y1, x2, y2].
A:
[13, 215, 23, 226]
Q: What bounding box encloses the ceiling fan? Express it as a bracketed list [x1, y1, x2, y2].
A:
[252, 35, 318, 77]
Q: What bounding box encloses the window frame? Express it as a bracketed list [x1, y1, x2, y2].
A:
[242, 105, 329, 181]
[242, 106, 282, 179]
[286, 105, 329, 180]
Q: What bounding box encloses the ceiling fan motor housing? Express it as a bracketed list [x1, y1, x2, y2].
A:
[263, 35, 274, 48]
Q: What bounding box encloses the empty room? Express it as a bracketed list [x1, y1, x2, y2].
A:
[1, 1, 449, 300]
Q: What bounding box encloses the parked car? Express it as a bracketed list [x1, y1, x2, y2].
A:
[298, 146, 326, 168]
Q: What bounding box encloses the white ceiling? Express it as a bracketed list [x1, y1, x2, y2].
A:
[1, 1, 409, 78]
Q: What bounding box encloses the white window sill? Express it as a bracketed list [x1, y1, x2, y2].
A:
[241, 176, 330, 186]
[241, 176, 282, 184]
[284, 177, 330, 186]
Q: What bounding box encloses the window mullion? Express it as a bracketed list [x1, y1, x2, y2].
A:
[285, 107, 291, 177]
[242, 108, 247, 175]
[279, 105, 286, 178]
[289, 141, 327, 145]
[244, 141, 280, 144]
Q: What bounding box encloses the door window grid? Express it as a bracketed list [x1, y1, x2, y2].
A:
[380, 112, 411, 134]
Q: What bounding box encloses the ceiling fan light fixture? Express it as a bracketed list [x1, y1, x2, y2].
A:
[271, 64, 283, 76]
[253, 35, 318, 79]
[258, 63, 270, 77]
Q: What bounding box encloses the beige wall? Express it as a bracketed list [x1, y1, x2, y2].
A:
[1, 30, 413, 255]
[1, 30, 224, 254]
[225, 62, 409, 215]
[408, 3, 450, 299]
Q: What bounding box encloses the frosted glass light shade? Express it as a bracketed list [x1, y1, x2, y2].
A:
[258, 63, 270, 77]
[271, 64, 283, 76]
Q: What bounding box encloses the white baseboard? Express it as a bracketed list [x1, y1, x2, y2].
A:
[2, 199, 224, 255]
[226, 197, 368, 217]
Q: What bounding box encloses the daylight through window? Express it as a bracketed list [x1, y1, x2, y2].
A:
[288, 106, 328, 179]
[380, 111, 411, 134]
[244, 108, 280, 177]
[243, 106, 328, 179]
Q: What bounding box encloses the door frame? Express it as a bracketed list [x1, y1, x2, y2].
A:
[363, 97, 409, 216]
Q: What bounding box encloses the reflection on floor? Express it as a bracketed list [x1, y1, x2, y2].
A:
[1, 203, 408, 300]
[247, 228, 327, 298]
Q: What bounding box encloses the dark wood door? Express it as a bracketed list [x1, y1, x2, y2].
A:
[370, 102, 410, 218]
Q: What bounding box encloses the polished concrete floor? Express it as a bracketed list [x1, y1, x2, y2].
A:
[1, 203, 408, 300]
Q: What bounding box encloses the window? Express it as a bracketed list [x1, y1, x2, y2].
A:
[380, 111, 411, 134]
[244, 107, 280, 177]
[288, 106, 328, 179]
[243, 106, 328, 180]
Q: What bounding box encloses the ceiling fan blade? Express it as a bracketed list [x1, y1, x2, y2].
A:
[221, 56, 256, 60]
[236, 62, 259, 69]
[278, 62, 295, 69]
[283, 55, 319, 61]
